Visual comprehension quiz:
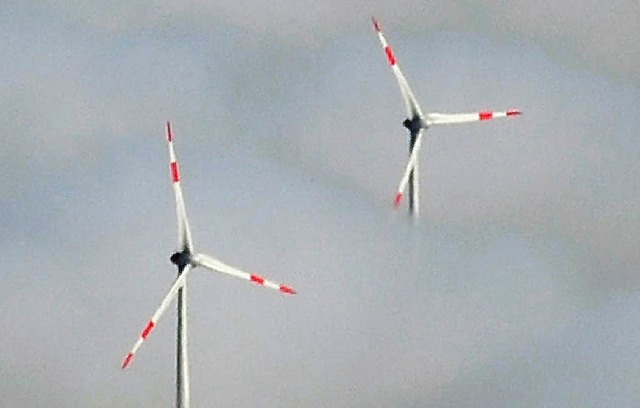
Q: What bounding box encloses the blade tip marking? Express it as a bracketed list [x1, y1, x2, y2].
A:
[506, 109, 522, 116]
[394, 192, 403, 208]
[372, 17, 380, 32]
[122, 353, 134, 369]
[166, 121, 173, 142]
[279, 285, 297, 295]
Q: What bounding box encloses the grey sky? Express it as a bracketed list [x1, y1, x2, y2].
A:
[1, 1, 639, 407]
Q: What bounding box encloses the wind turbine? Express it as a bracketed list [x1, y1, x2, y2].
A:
[122, 122, 297, 408]
[371, 17, 522, 217]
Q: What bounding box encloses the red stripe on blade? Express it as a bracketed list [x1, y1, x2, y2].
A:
[122, 353, 134, 369]
[171, 162, 180, 182]
[141, 321, 155, 339]
[479, 111, 493, 121]
[250, 275, 265, 285]
[506, 110, 521, 116]
[167, 122, 173, 142]
[394, 192, 403, 208]
[385, 47, 396, 66]
[279, 285, 297, 295]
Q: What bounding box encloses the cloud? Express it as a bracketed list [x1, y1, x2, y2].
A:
[43, 0, 640, 81]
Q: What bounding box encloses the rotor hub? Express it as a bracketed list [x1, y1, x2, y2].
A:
[403, 116, 423, 134]
[170, 250, 192, 271]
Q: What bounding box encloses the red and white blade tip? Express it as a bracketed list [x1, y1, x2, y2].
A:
[250, 274, 297, 295]
[394, 192, 403, 208]
[371, 17, 397, 66]
[122, 353, 134, 369]
[121, 320, 156, 369]
[479, 109, 522, 121]
[279, 285, 297, 295]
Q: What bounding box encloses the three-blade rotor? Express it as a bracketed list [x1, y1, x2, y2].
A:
[122, 123, 296, 370]
[371, 17, 522, 216]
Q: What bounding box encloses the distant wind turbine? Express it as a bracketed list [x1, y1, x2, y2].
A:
[122, 122, 297, 408]
[372, 17, 522, 217]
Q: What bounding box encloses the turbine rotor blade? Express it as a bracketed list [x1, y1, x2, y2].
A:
[394, 130, 423, 209]
[409, 144, 420, 217]
[193, 253, 297, 295]
[122, 265, 193, 369]
[426, 109, 522, 126]
[371, 17, 424, 119]
[166, 122, 193, 252]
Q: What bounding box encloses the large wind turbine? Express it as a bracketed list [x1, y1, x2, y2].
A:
[122, 122, 297, 408]
[372, 17, 522, 217]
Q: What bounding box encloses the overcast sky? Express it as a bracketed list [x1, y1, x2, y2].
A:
[1, 1, 639, 407]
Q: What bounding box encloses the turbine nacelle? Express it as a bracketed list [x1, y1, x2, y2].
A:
[170, 250, 192, 271]
[402, 116, 426, 133]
